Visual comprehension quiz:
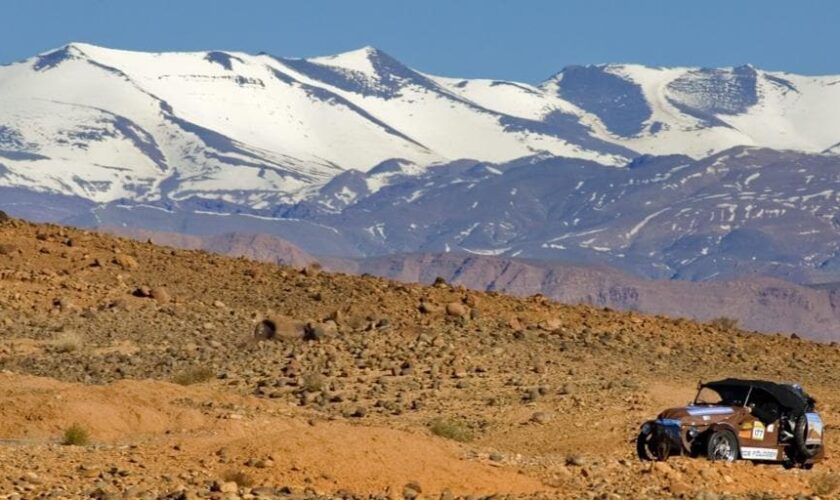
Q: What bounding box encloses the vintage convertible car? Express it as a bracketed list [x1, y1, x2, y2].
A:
[637, 378, 824, 468]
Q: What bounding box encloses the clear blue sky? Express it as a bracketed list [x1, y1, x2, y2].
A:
[2, 0, 838, 82]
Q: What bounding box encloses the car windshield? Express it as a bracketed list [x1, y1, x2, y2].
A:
[694, 385, 751, 406]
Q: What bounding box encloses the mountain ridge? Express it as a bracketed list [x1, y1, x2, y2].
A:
[3, 42, 839, 208]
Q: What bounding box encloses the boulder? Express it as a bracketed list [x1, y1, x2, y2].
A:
[150, 287, 171, 304]
[445, 302, 468, 317]
[304, 321, 337, 340]
[255, 315, 306, 341]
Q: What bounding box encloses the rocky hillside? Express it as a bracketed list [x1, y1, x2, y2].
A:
[1, 215, 839, 497]
[101, 226, 840, 342]
[334, 252, 840, 343]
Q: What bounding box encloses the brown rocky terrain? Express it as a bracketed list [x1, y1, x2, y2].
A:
[333, 253, 840, 342]
[104, 227, 840, 342]
[2, 215, 840, 498]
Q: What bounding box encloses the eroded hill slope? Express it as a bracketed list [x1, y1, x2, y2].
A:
[0, 216, 839, 498]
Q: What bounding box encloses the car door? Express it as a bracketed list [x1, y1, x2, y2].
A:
[737, 414, 782, 461]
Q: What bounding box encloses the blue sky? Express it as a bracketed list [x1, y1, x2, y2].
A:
[2, 0, 838, 82]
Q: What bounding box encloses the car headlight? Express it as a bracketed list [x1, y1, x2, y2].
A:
[641, 422, 652, 434]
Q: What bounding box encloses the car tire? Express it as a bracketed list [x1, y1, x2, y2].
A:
[636, 429, 655, 461]
[707, 429, 739, 462]
[793, 414, 821, 460]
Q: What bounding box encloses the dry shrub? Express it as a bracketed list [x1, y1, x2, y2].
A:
[61, 423, 90, 446]
[302, 372, 325, 393]
[172, 366, 214, 385]
[709, 317, 739, 331]
[430, 418, 473, 442]
[221, 469, 254, 487]
[54, 331, 83, 353]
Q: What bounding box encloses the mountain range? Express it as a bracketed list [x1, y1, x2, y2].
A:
[2, 43, 839, 207]
[3, 43, 840, 338]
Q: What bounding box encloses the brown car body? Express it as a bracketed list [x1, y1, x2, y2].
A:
[637, 379, 825, 468]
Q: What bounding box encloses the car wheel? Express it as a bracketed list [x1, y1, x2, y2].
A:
[707, 430, 739, 462]
[636, 429, 655, 461]
[794, 414, 821, 460]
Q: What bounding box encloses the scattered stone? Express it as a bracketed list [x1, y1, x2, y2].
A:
[419, 301, 440, 314]
[531, 411, 551, 424]
[219, 481, 239, 493]
[304, 321, 336, 341]
[403, 481, 422, 499]
[113, 254, 139, 270]
[445, 302, 468, 317]
[151, 287, 171, 304]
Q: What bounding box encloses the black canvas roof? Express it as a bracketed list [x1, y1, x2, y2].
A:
[703, 378, 813, 414]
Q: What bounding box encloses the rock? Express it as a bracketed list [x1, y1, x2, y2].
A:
[255, 315, 305, 341]
[219, 481, 239, 493]
[565, 455, 586, 466]
[251, 486, 279, 496]
[651, 461, 673, 474]
[345, 314, 370, 331]
[522, 388, 540, 402]
[22, 472, 42, 484]
[305, 321, 337, 340]
[531, 411, 551, 424]
[351, 406, 367, 418]
[419, 301, 440, 314]
[53, 297, 77, 312]
[113, 254, 139, 270]
[445, 302, 468, 317]
[150, 287, 171, 304]
[540, 318, 562, 331]
[0, 210, 8, 222]
[403, 480, 422, 499]
[301, 264, 321, 277]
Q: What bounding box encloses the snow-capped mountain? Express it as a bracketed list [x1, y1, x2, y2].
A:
[2, 43, 840, 208]
[5, 43, 840, 287]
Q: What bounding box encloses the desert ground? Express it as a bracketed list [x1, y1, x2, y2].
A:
[1, 215, 839, 499]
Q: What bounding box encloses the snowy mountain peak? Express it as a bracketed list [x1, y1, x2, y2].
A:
[1, 44, 840, 210]
[32, 44, 86, 71]
[309, 45, 385, 73]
